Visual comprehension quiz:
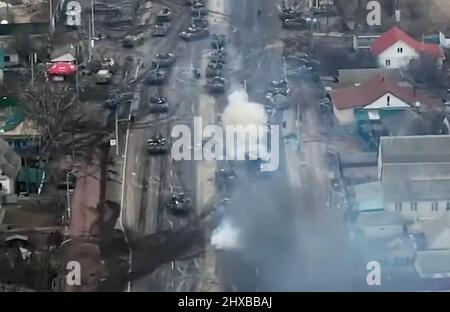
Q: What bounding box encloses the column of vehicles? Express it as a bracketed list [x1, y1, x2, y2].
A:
[179, 0, 209, 41]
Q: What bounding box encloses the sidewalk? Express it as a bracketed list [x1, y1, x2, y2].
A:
[282, 109, 304, 188]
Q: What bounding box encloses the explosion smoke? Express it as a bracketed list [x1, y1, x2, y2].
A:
[221, 89, 268, 159]
[211, 219, 241, 250]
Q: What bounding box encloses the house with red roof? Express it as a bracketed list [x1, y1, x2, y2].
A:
[371, 26, 445, 69]
[329, 74, 442, 127]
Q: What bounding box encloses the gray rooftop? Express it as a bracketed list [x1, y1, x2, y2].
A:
[338, 68, 405, 88]
[357, 211, 404, 228]
[382, 162, 450, 201]
[354, 181, 383, 203]
[415, 250, 450, 278]
[379, 135, 450, 201]
[380, 135, 450, 164]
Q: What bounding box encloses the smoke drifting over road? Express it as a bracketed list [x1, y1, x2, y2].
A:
[222, 90, 267, 128]
[211, 219, 242, 250]
[221, 89, 268, 160]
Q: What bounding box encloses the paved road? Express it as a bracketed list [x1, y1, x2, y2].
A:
[213, 0, 366, 291]
[122, 0, 230, 291]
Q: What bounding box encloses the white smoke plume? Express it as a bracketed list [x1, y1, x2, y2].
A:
[222, 89, 268, 159]
[211, 219, 242, 250]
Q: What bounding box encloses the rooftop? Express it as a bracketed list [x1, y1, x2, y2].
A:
[357, 210, 404, 228]
[353, 181, 383, 212]
[415, 250, 450, 278]
[337, 68, 404, 88]
[330, 74, 442, 110]
[380, 135, 450, 164]
[382, 162, 450, 201]
[371, 26, 445, 60]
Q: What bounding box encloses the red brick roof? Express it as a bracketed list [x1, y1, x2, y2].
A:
[330, 74, 442, 110]
[371, 26, 445, 60]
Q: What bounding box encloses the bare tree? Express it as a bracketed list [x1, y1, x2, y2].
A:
[410, 53, 446, 88]
[22, 82, 77, 155]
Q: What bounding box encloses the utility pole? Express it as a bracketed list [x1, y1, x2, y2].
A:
[91, 0, 95, 53]
[30, 53, 34, 89]
[75, 45, 80, 105]
[66, 169, 76, 225]
[88, 15, 92, 60]
[49, 0, 54, 33]
[115, 108, 119, 156]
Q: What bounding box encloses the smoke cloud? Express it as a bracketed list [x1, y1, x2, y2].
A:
[221, 89, 268, 160]
[211, 219, 242, 250]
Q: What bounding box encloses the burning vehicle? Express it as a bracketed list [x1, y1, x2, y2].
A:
[147, 135, 169, 154]
[148, 97, 169, 113]
[167, 193, 192, 216]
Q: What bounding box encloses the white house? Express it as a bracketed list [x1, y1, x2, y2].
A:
[329, 74, 441, 126]
[371, 26, 445, 69]
[378, 136, 450, 228]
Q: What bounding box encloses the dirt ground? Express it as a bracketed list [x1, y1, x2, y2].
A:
[428, 0, 450, 33]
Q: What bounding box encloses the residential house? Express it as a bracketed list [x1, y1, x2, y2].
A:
[329, 74, 442, 128]
[378, 135, 450, 226]
[371, 26, 445, 69]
